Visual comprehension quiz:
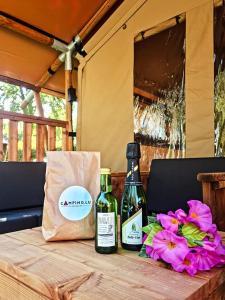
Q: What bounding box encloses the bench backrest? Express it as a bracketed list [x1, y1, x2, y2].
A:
[0, 162, 46, 211]
[147, 157, 225, 214]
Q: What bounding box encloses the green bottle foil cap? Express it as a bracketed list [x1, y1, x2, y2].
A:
[126, 142, 141, 159]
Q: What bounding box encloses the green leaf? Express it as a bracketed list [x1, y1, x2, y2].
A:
[181, 223, 207, 247]
[143, 223, 163, 246]
[142, 224, 152, 234]
[147, 215, 157, 224]
[139, 244, 148, 258]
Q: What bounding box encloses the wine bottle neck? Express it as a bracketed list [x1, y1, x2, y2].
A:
[125, 158, 142, 185]
[100, 174, 112, 193]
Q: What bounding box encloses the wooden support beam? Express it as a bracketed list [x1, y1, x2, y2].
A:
[34, 91, 48, 150]
[37, 57, 63, 88]
[134, 13, 185, 43]
[80, 0, 122, 40]
[36, 124, 45, 161]
[65, 70, 73, 150]
[0, 119, 3, 161]
[8, 120, 18, 161]
[34, 92, 44, 117]
[134, 87, 158, 102]
[23, 123, 32, 161]
[20, 56, 64, 110]
[48, 126, 56, 151]
[0, 15, 54, 46]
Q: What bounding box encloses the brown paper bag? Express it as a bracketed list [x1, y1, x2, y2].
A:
[42, 151, 100, 241]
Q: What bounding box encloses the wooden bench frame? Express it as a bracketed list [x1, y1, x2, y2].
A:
[198, 172, 225, 231]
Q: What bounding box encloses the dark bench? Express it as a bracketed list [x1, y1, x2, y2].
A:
[0, 162, 46, 234]
[147, 157, 225, 230]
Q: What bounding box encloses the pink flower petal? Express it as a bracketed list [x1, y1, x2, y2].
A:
[171, 209, 188, 223]
[172, 252, 198, 276]
[152, 230, 189, 265]
[193, 247, 220, 271]
[145, 245, 160, 260]
[157, 214, 179, 233]
[208, 224, 218, 236]
[187, 200, 212, 232]
[202, 241, 216, 252]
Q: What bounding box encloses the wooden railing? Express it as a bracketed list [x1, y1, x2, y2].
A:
[0, 110, 69, 161]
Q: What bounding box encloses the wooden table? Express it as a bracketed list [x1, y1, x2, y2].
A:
[0, 228, 224, 300]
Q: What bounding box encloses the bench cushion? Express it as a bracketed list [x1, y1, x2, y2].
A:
[147, 157, 225, 214]
[0, 162, 46, 211]
[0, 207, 43, 234]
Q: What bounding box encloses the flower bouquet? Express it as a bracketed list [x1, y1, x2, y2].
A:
[140, 200, 225, 276]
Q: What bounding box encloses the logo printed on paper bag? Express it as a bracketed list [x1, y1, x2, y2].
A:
[58, 186, 92, 221]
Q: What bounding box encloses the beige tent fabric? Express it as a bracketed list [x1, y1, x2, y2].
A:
[78, 32, 134, 172]
[186, 1, 214, 157]
[78, 0, 215, 172]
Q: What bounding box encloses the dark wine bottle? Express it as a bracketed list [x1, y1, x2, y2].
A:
[120, 142, 147, 251]
[95, 168, 118, 254]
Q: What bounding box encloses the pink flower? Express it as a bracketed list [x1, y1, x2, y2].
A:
[215, 242, 225, 257]
[152, 230, 189, 265]
[208, 224, 217, 236]
[157, 214, 179, 233]
[202, 241, 217, 252]
[212, 233, 225, 262]
[193, 247, 220, 271]
[172, 252, 198, 276]
[187, 200, 212, 232]
[142, 202, 225, 276]
[146, 245, 152, 256]
[146, 245, 160, 260]
[168, 209, 187, 224]
[200, 232, 225, 266]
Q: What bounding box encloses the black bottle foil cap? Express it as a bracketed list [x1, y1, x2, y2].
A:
[126, 142, 141, 159]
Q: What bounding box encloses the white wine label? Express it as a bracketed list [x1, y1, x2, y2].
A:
[122, 209, 142, 245]
[97, 212, 115, 247]
[58, 186, 92, 221]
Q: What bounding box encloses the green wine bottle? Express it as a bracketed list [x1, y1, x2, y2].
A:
[121, 142, 147, 251]
[95, 168, 118, 254]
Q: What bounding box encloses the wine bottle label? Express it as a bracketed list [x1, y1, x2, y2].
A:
[122, 209, 142, 245]
[97, 212, 115, 247]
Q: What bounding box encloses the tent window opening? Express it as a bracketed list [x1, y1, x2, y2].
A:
[133, 17, 186, 171]
[214, 5, 225, 157]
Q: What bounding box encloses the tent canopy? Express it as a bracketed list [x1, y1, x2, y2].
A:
[0, 0, 121, 96]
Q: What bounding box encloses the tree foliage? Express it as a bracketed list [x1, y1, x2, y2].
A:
[0, 82, 65, 119]
[0, 81, 67, 160]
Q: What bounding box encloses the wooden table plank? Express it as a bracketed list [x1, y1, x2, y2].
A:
[0, 271, 50, 300]
[41, 241, 205, 298]
[0, 229, 224, 300]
